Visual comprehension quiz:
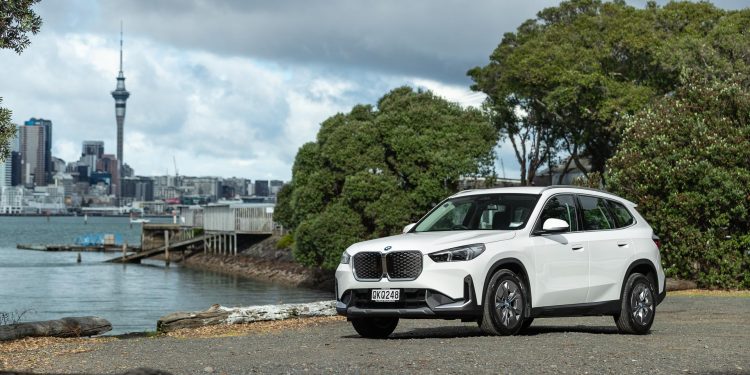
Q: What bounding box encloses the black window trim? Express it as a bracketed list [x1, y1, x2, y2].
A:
[531, 192, 638, 236]
[530, 193, 584, 236]
[575, 193, 638, 232]
[604, 198, 638, 229]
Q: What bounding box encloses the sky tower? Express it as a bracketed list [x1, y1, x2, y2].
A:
[111, 22, 130, 194]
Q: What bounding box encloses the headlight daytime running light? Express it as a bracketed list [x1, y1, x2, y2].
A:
[340, 251, 351, 264]
[429, 243, 486, 262]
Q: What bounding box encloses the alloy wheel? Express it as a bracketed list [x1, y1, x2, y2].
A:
[630, 282, 654, 325]
[495, 280, 522, 327]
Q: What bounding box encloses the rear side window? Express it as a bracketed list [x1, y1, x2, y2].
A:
[578, 195, 615, 230]
[607, 200, 635, 228]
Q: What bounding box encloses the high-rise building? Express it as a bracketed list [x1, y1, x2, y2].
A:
[82, 141, 104, 158]
[121, 176, 154, 202]
[254, 180, 270, 197]
[20, 119, 51, 187]
[24, 118, 52, 184]
[0, 125, 19, 187]
[97, 154, 119, 195]
[111, 24, 130, 198]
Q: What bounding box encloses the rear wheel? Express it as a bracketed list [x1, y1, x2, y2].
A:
[614, 273, 656, 334]
[350, 317, 399, 339]
[479, 269, 529, 336]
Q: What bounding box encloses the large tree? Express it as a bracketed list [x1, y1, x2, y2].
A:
[0, 0, 42, 161]
[278, 87, 496, 270]
[608, 72, 750, 289]
[468, 0, 736, 185]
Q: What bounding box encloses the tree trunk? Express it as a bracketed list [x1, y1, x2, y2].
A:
[0, 316, 112, 341]
[157, 301, 336, 333]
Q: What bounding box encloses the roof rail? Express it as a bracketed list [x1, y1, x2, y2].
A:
[540, 185, 610, 194]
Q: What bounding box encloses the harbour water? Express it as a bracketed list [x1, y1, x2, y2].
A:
[0, 216, 332, 334]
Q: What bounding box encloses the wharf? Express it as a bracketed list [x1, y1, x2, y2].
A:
[16, 244, 141, 252]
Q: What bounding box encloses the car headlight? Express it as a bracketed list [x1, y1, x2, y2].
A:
[340, 252, 351, 264]
[429, 243, 485, 262]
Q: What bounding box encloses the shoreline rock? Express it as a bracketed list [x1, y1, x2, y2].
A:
[180, 236, 334, 291]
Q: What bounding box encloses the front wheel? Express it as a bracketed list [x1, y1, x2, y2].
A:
[614, 273, 656, 334]
[350, 317, 399, 339]
[479, 269, 529, 336]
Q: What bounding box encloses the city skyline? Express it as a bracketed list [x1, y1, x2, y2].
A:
[0, 0, 746, 181]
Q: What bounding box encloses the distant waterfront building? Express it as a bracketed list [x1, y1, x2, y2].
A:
[96, 154, 119, 195]
[111, 25, 130, 198]
[23, 118, 53, 184]
[0, 125, 19, 187]
[254, 180, 269, 197]
[269, 180, 284, 196]
[121, 176, 154, 202]
[20, 119, 51, 187]
[10, 151, 21, 186]
[0, 186, 25, 214]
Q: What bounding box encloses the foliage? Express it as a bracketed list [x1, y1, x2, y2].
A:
[469, 0, 743, 183]
[0, 0, 42, 161]
[279, 87, 496, 269]
[276, 233, 294, 250]
[607, 74, 750, 289]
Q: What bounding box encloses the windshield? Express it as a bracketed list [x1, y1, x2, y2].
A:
[414, 194, 540, 232]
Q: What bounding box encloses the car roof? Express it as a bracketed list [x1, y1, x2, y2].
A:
[451, 185, 637, 206]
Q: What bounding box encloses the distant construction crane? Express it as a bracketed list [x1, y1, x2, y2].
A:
[173, 155, 179, 177]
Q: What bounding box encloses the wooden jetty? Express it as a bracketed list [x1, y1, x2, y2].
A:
[107, 233, 207, 264]
[104, 203, 278, 265]
[17, 243, 141, 252]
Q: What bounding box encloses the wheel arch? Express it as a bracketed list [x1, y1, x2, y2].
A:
[620, 259, 658, 301]
[481, 258, 533, 317]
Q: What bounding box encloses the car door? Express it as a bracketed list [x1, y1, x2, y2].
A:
[530, 194, 589, 307]
[578, 195, 635, 303]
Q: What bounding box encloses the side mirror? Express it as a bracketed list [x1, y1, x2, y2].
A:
[540, 218, 569, 234]
[403, 223, 416, 233]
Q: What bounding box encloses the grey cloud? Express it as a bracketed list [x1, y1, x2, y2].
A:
[37, 0, 561, 85]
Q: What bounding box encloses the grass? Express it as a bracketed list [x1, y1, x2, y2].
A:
[668, 289, 750, 297]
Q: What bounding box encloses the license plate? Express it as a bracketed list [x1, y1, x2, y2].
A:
[371, 289, 400, 302]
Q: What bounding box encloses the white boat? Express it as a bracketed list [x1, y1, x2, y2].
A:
[130, 218, 150, 224]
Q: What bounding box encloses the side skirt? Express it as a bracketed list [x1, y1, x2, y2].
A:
[531, 300, 620, 318]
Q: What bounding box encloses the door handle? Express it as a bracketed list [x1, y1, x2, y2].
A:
[571, 244, 584, 251]
[617, 243, 629, 247]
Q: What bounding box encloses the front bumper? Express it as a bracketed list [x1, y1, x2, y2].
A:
[336, 275, 481, 320]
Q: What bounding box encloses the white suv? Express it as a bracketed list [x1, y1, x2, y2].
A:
[335, 186, 666, 337]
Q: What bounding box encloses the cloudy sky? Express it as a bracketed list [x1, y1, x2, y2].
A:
[0, 0, 745, 181]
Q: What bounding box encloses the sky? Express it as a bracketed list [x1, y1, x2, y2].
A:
[0, 0, 746, 181]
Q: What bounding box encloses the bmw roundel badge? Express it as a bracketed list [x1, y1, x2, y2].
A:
[384, 246, 392, 251]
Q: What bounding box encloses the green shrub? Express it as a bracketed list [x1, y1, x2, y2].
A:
[276, 233, 294, 250]
[608, 74, 750, 289]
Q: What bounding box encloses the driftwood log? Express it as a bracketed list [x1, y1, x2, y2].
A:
[157, 300, 336, 333]
[0, 316, 112, 341]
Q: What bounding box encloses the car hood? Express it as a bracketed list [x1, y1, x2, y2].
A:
[345, 230, 517, 255]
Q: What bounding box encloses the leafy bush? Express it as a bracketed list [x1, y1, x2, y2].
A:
[276, 233, 294, 250]
[608, 74, 750, 289]
[280, 87, 496, 269]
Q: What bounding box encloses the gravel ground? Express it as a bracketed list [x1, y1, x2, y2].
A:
[3, 295, 749, 375]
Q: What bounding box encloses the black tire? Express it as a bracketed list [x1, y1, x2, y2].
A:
[614, 273, 656, 335]
[350, 317, 399, 339]
[479, 269, 529, 336]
